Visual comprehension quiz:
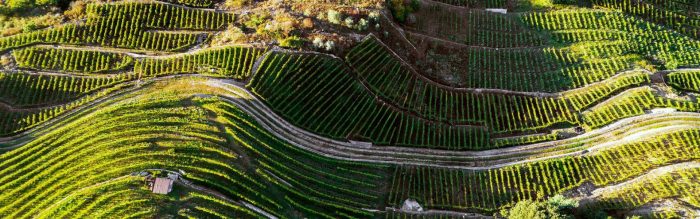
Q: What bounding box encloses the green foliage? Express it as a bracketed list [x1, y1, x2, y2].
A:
[388, 0, 407, 23]
[0, 80, 390, 218]
[547, 195, 579, 212]
[357, 18, 369, 31]
[224, 0, 251, 8]
[531, 0, 553, 8]
[504, 196, 577, 219]
[21, 22, 37, 32]
[278, 35, 305, 48]
[244, 13, 268, 30]
[0, 2, 235, 53]
[34, 0, 56, 6]
[13, 47, 134, 73]
[665, 59, 679, 70]
[327, 9, 342, 25]
[135, 46, 267, 79]
[344, 17, 354, 27]
[577, 206, 611, 219]
[387, 0, 419, 23]
[5, 0, 33, 11]
[667, 71, 700, 92]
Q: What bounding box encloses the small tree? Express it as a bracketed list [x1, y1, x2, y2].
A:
[279, 36, 305, 49]
[388, 0, 419, 23]
[503, 195, 578, 219]
[665, 59, 679, 70]
[6, 0, 33, 11]
[327, 9, 342, 25]
[64, 0, 88, 20]
[224, 0, 252, 8]
[312, 37, 325, 49]
[344, 17, 355, 28]
[357, 18, 369, 31]
[324, 41, 335, 51]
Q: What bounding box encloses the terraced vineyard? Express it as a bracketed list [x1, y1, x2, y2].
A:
[1, 0, 699, 218]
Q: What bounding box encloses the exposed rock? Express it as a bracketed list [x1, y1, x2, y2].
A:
[401, 199, 424, 212]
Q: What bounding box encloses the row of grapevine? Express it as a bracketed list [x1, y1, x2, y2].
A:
[559, 54, 636, 88]
[0, 101, 269, 217]
[248, 52, 491, 150]
[0, 81, 132, 136]
[666, 70, 700, 92]
[0, 23, 200, 53]
[432, 0, 510, 9]
[0, 1, 234, 53]
[134, 46, 267, 79]
[591, 0, 700, 39]
[36, 176, 165, 218]
[582, 86, 700, 129]
[387, 128, 700, 212]
[157, 0, 213, 8]
[248, 36, 677, 149]
[417, 45, 572, 92]
[0, 71, 125, 106]
[383, 209, 470, 218]
[595, 166, 700, 211]
[12, 47, 134, 74]
[406, 1, 545, 48]
[0, 81, 391, 218]
[490, 132, 557, 147]
[347, 37, 577, 134]
[87, 2, 234, 31]
[523, 10, 700, 69]
[37, 175, 264, 218]
[207, 99, 390, 218]
[562, 70, 650, 111]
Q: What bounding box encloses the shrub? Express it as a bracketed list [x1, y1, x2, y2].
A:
[532, 0, 554, 8]
[388, 0, 419, 23]
[357, 18, 369, 31]
[547, 195, 578, 212]
[368, 12, 380, 22]
[0, 55, 11, 67]
[211, 25, 246, 45]
[64, 0, 87, 20]
[504, 196, 578, 219]
[312, 37, 325, 49]
[6, 0, 33, 11]
[665, 59, 679, 70]
[302, 18, 314, 29]
[224, 0, 252, 8]
[327, 9, 342, 24]
[389, 0, 407, 22]
[244, 13, 269, 30]
[22, 22, 37, 32]
[279, 36, 305, 48]
[324, 41, 335, 51]
[35, 0, 56, 7]
[344, 17, 354, 28]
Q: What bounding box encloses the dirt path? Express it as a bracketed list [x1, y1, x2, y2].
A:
[2, 75, 699, 169]
[204, 79, 700, 169]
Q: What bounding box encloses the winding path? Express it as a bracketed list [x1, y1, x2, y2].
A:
[2, 75, 700, 168]
[2, 75, 699, 169]
[200, 79, 700, 169]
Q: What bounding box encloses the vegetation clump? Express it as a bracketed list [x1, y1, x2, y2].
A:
[388, 0, 419, 23]
[502, 195, 578, 219]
